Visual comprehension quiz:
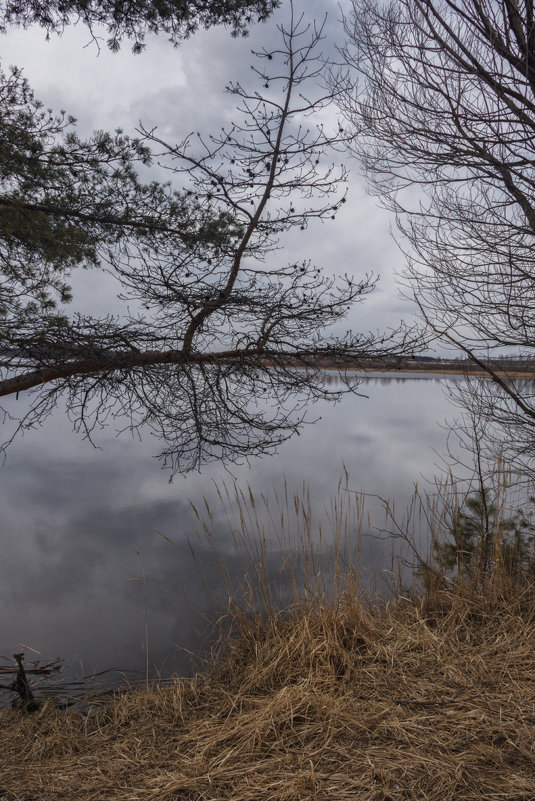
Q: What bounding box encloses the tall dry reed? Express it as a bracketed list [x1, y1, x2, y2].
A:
[2, 472, 535, 800]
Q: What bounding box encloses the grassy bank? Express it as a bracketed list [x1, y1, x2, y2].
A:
[2, 482, 535, 800]
[3, 576, 535, 799]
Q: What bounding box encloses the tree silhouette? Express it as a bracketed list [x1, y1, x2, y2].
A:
[0, 0, 279, 52]
[1, 8, 417, 473]
[341, 0, 535, 473]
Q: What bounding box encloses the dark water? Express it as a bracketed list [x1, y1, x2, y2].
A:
[0, 373, 458, 685]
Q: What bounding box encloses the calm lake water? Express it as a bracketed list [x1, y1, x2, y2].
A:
[0, 373, 461, 686]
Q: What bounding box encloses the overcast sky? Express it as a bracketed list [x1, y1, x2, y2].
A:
[0, 0, 418, 340]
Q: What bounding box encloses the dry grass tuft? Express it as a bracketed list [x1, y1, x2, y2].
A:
[3, 480, 535, 799]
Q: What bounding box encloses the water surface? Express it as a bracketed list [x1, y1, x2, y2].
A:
[0, 373, 458, 681]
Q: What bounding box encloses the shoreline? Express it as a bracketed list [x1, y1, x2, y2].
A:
[3, 576, 534, 800]
[316, 365, 535, 378]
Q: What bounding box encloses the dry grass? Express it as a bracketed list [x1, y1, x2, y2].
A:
[3, 578, 535, 799]
[2, 481, 535, 800]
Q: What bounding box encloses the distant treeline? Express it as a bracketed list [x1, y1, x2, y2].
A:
[297, 354, 535, 373]
[391, 355, 535, 373]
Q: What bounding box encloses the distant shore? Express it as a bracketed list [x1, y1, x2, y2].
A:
[349, 366, 535, 378]
[300, 362, 535, 379]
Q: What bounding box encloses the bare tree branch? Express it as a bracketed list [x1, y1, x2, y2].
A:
[340, 0, 535, 472]
[0, 5, 420, 473]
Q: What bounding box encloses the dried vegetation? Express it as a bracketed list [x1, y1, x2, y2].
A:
[2, 482, 535, 800]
